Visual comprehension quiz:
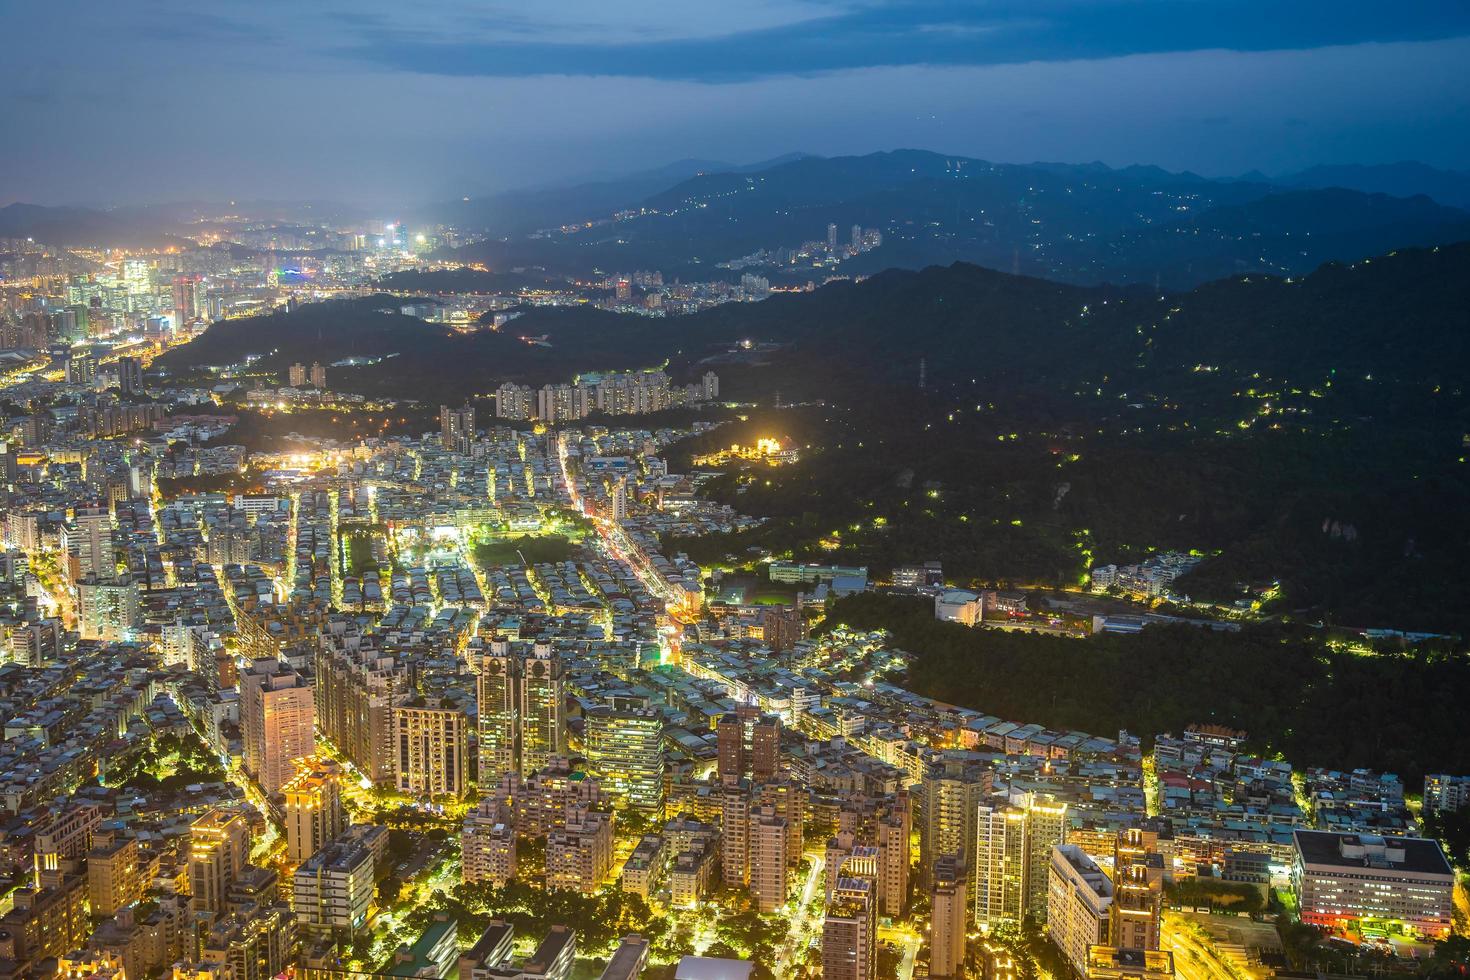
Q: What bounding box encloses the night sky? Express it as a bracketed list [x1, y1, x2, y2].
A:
[5, 0, 1470, 206]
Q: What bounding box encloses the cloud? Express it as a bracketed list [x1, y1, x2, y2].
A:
[325, 0, 1470, 82]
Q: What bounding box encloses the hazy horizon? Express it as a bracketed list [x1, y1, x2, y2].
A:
[4, 0, 1470, 208]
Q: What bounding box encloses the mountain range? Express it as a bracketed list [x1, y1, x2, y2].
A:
[446, 150, 1470, 288]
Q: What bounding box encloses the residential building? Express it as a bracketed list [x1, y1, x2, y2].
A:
[188, 808, 249, 915]
[585, 700, 665, 812]
[975, 796, 1068, 929]
[1047, 845, 1113, 977]
[930, 855, 968, 979]
[282, 760, 346, 864]
[394, 697, 470, 800]
[239, 657, 315, 796]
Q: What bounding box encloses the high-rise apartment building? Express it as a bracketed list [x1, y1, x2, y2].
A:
[116, 356, 144, 394]
[720, 779, 752, 888]
[288, 363, 306, 387]
[975, 796, 1068, 929]
[824, 857, 877, 980]
[188, 808, 249, 915]
[394, 697, 470, 800]
[293, 834, 376, 938]
[73, 504, 113, 582]
[315, 625, 403, 784]
[239, 658, 315, 796]
[750, 715, 781, 782]
[282, 760, 345, 864]
[919, 754, 993, 884]
[462, 802, 517, 887]
[1110, 830, 1164, 953]
[748, 805, 788, 913]
[76, 575, 139, 640]
[585, 700, 664, 812]
[716, 713, 745, 781]
[476, 641, 565, 785]
[86, 831, 142, 918]
[1048, 845, 1113, 977]
[930, 855, 968, 978]
[546, 808, 613, 894]
[440, 403, 476, 447]
[309, 361, 327, 389]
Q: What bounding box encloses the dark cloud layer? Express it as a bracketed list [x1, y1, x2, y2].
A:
[1, 1, 1467, 206]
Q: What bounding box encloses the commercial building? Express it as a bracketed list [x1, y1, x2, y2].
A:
[1292, 831, 1454, 938]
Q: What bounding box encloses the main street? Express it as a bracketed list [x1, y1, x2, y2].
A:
[774, 851, 826, 974]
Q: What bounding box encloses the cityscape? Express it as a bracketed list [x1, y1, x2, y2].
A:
[2, 4, 1470, 980]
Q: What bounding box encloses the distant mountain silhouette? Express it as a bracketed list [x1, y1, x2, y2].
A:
[1273, 161, 1470, 209]
[451, 149, 1470, 288]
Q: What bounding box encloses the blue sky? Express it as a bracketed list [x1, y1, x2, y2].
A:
[3, 0, 1469, 205]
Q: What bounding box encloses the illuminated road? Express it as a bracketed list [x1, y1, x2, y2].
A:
[1163, 916, 1239, 980]
[775, 852, 826, 974]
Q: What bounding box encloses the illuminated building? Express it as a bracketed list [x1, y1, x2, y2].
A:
[282, 760, 345, 864]
[72, 503, 113, 583]
[1423, 773, 1470, 813]
[584, 699, 665, 812]
[621, 835, 666, 899]
[1110, 830, 1164, 953]
[462, 803, 517, 887]
[315, 625, 403, 783]
[748, 804, 788, 912]
[188, 808, 249, 915]
[919, 756, 993, 884]
[1047, 845, 1113, 977]
[1086, 947, 1175, 980]
[86, 830, 142, 917]
[721, 779, 753, 887]
[309, 361, 326, 389]
[716, 713, 745, 781]
[823, 856, 877, 980]
[494, 383, 534, 420]
[393, 697, 470, 800]
[1292, 830, 1454, 938]
[76, 575, 140, 641]
[288, 363, 306, 387]
[440, 403, 476, 448]
[476, 641, 565, 785]
[239, 657, 315, 796]
[930, 855, 968, 979]
[293, 834, 376, 938]
[750, 715, 781, 782]
[975, 795, 1067, 929]
[546, 808, 613, 894]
